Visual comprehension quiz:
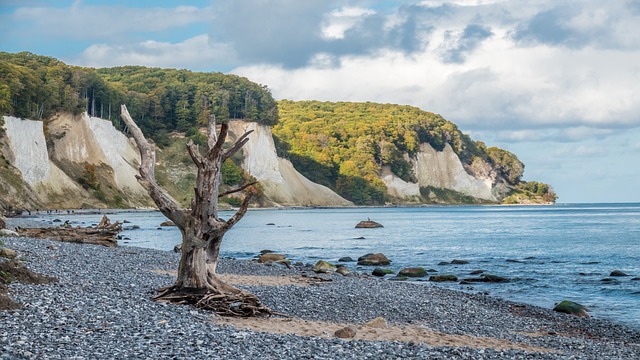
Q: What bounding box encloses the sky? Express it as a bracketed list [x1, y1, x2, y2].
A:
[1, 0, 639, 203]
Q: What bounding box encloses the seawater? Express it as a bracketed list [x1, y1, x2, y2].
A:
[34, 203, 640, 329]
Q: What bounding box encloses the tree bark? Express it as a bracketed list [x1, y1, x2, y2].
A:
[120, 104, 270, 317]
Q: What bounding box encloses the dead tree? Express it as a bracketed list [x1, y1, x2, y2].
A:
[120, 104, 271, 317]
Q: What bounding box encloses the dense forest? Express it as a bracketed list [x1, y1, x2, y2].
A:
[0, 52, 556, 205]
[0, 52, 278, 145]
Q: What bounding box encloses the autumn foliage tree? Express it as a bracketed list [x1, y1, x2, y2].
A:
[120, 104, 271, 316]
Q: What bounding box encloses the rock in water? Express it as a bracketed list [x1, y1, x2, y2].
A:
[312, 260, 336, 273]
[429, 274, 458, 282]
[553, 300, 589, 318]
[355, 220, 383, 228]
[398, 267, 427, 277]
[159, 221, 176, 226]
[451, 259, 470, 265]
[372, 268, 394, 277]
[610, 270, 629, 277]
[357, 253, 391, 266]
[335, 326, 357, 339]
[258, 253, 286, 263]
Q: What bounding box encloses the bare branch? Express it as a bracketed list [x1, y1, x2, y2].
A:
[207, 114, 217, 150]
[186, 140, 203, 169]
[208, 123, 229, 161]
[222, 130, 253, 161]
[120, 104, 184, 227]
[222, 191, 253, 232]
[218, 181, 257, 198]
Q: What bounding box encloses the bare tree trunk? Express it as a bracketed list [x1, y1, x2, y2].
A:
[120, 104, 270, 317]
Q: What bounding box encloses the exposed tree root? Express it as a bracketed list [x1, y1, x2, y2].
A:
[152, 285, 274, 317]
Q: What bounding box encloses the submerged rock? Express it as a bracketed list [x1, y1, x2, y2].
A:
[357, 253, 391, 266]
[355, 220, 383, 228]
[553, 300, 589, 318]
[398, 267, 427, 277]
[388, 276, 408, 281]
[338, 257, 354, 262]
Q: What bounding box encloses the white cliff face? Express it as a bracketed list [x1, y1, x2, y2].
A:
[2, 116, 84, 205]
[380, 166, 420, 200]
[229, 121, 352, 206]
[47, 113, 146, 197]
[412, 143, 496, 201]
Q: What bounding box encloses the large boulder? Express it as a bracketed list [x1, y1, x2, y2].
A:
[357, 253, 391, 266]
[398, 267, 427, 277]
[553, 300, 589, 318]
[312, 260, 336, 273]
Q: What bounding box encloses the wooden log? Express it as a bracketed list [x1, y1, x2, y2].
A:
[16, 225, 121, 247]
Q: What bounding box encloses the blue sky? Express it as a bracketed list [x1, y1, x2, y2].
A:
[1, 0, 639, 203]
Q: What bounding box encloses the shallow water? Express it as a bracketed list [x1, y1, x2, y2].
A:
[31, 203, 640, 329]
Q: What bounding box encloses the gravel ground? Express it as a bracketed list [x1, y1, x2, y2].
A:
[1, 236, 639, 359]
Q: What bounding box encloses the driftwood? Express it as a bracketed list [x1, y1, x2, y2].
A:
[16, 216, 122, 247]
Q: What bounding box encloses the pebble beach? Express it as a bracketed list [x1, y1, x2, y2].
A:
[1, 236, 639, 359]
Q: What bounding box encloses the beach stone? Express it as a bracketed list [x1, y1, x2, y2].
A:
[372, 268, 394, 277]
[357, 253, 391, 266]
[335, 266, 350, 276]
[312, 260, 336, 273]
[334, 326, 357, 339]
[398, 267, 427, 277]
[610, 270, 629, 277]
[46, 245, 58, 250]
[553, 300, 589, 318]
[0, 248, 17, 259]
[365, 317, 387, 329]
[258, 253, 286, 263]
[429, 274, 458, 282]
[355, 220, 383, 228]
[159, 221, 176, 226]
[451, 259, 469, 265]
[338, 257, 354, 262]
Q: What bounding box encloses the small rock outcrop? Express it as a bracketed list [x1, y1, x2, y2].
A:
[451, 259, 470, 265]
[553, 300, 589, 318]
[357, 253, 391, 266]
[355, 220, 383, 228]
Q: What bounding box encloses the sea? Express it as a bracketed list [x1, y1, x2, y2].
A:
[31, 203, 640, 329]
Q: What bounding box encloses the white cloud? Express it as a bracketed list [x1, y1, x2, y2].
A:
[76, 35, 237, 70]
[321, 7, 376, 40]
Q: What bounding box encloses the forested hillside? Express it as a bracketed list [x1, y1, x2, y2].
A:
[0, 52, 277, 145]
[273, 100, 556, 204]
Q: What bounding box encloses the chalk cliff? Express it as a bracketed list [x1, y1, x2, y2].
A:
[228, 121, 352, 206]
[0, 113, 352, 210]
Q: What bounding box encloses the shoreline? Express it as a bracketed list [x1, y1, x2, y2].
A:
[2, 236, 639, 359]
